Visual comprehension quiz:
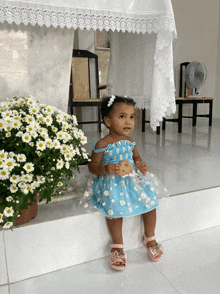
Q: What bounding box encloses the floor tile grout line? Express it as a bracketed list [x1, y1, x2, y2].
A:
[2, 230, 11, 294]
[158, 224, 220, 245]
[151, 262, 182, 294]
[170, 185, 220, 197]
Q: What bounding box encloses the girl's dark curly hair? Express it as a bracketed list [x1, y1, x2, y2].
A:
[101, 95, 136, 121]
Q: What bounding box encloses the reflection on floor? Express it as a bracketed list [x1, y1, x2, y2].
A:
[6, 225, 220, 294]
[83, 118, 220, 195]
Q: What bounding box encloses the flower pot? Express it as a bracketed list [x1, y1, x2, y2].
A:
[15, 195, 38, 226]
[0, 194, 38, 227]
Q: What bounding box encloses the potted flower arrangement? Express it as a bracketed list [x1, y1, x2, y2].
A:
[0, 95, 89, 229]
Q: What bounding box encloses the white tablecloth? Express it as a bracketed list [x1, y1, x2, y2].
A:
[0, 0, 177, 130]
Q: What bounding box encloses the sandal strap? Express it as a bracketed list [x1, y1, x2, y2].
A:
[141, 235, 155, 246]
[109, 243, 124, 249]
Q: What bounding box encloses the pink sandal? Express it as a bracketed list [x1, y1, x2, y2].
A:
[109, 244, 127, 271]
[141, 235, 163, 262]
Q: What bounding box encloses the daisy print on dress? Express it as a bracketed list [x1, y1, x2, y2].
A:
[80, 140, 169, 218]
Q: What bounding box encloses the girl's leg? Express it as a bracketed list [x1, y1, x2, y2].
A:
[142, 209, 158, 247]
[106, 217, 123, 253]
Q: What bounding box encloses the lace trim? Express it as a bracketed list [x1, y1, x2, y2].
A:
[0, 2, 177, 34]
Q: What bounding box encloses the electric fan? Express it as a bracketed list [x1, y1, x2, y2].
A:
[185, 61, 207, 98]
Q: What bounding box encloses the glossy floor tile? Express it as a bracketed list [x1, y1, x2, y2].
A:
[0, 285, 9, 294]
[9, 225, 220, 294]
[83, 118, 220, 195]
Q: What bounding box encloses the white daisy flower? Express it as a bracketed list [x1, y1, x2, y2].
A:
[4, 125, 12, 132]
[22, 184, 32, 194]
[45, 139, 53, 149]
[120, 200, 125, 205]
[0, 213, 4, 223]
[108, 210, 114, 215]
[57, 131, 64, 140]
[65, 162, 70, 169]
[52, 126, 58, 132]
[10, 174, 20, 183]
[150, 187, 155, 192]
[52, 139, 60, 149]
[29, 107, 39, 115]
[3, 206, 14, 217]
[64, 153, 72, 161]
[45, 106, 53, 115]
[23, 162, 34, 173]
[104, 190, 109, 196]
[26, 115, 35, 124]
[10, 184, 18, 193]
[16, 131, 23, 137]
[22, 132, 31, 143]
[6, 132, 11, 137]
[151, 201, 155, 205]
[83, 203, 88, 208]
[3, 222, 13, 229]
[56, 160, 64, 169]
[36, 140, 46, 151]
[0, 119, 5, 130]
[56, 114, 64, 123]
[35, 176, 45, 183]
[27, 98, 35, 106]
[44, 115, 53, 126]
[6, 196, 13, 202]
[12, 120, 21, 129]
[60, 144, 68, 154]
[84, 191, 89, 197]
[0, 169, 10, 180]
[37, 114, 44, 123]
[81, 136, 87, 145]
[22, 174, 33, 182]
[18, 182, 25, 188]
[4, 158, 16, 170]
[57, 181, 63, 186]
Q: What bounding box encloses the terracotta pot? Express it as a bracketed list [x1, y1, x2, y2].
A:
[0, 194, 38, 226]
[15, 195, 38, 225]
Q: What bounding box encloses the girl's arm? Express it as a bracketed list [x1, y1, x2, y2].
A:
[88, 150, 107, 175]
[133, 145, 147, 175]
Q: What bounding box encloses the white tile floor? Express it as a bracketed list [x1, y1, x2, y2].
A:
[1, 118, 220, 294]
[4, 225, 220, 294]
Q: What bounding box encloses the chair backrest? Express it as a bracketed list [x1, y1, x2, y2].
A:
[69, 49, 100, 101]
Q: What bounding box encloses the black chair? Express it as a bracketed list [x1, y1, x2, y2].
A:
[68, 49, 103, 132]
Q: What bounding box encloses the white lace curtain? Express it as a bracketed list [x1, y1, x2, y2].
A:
[0, 0, 177, 130]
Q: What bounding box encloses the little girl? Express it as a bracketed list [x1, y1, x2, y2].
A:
[80, 95, 168, 271]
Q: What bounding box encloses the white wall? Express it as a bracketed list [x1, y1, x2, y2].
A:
[172, 0, 220, 118]
[0, 22, 74, 112]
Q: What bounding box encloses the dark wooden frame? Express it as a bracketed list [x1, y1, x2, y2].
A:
[162, 98, 213, 133]
[68, 49, 103, 132]
[142, 97, 213, 134]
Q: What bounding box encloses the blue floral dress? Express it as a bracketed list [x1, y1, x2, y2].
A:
[79, 140, 168, 218]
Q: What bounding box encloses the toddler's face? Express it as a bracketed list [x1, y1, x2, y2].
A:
[107, 103, 135, 136]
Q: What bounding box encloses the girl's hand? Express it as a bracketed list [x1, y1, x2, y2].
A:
[105, 163, 120, 174]
[136, 161, 147, 175]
